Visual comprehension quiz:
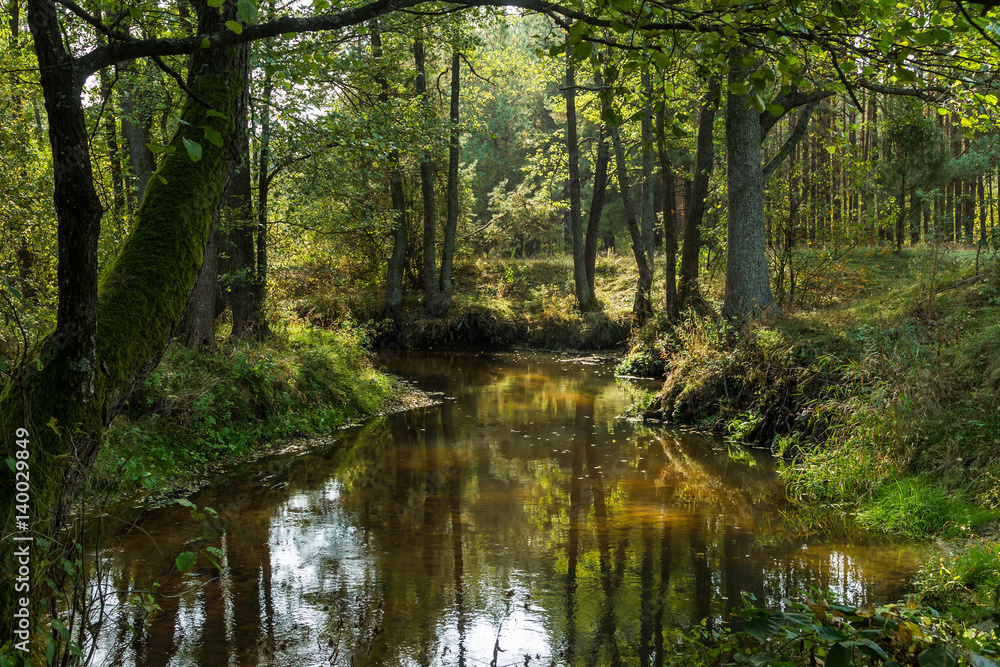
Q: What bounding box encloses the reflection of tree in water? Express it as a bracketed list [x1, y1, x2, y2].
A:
[91, 353, 921, 666]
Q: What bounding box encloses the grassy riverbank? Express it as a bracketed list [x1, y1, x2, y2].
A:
[90, 320, 399, 498]
[629, 247, 1000, 543]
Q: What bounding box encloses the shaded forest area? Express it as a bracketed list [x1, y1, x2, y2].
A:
[2, 0, 1000, 662]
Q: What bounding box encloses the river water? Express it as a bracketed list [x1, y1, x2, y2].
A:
[89, 351, 921, 666]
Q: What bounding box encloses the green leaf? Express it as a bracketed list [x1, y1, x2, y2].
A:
[237, 0, 258, 24]
[207, 0, 223, 6]
[182, 138, 202, 162]
[937, 107, 950, 115]
[745, 612, 785, 643]
[5, 457, 14, 472]
[225, 20, 242, 34]
[969, 653, 998, 667]
[51, 619, 71, 642]
[601, 108, 625, 127]
[175, 551, 198, 573]
[175, 498, 197, 509]
[45, 636, 55, 666]
[728, 81, 748, 96]
[918, 645, 958, 667]
[816, 624, 847, 641]
[201, 37, 210, 48]
[766, 103, 785, 118]
[61, 558, 77, 577]
[204, 127, 223, 147]
[824, 643, 852, 667]
[842, 639, 888, 659]
[281, 32, 297, 39]
[205, 109, 228, 119]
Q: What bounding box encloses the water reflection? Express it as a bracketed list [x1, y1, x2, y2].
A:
[90, 352, 920, 666]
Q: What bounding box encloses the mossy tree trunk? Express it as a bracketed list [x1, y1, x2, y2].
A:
[1, 0, 243, 644]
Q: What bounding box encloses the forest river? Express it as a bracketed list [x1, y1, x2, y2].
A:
[90, 352, 922, 666]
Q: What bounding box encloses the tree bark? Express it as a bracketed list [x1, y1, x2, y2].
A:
[610, 125, 653, 325]
[119, 60, 156, 212]
[565, 38, 591, 310]
[584, 63, 611, 298]
[223, 49, 269, 341]
[178, 216, 220, 351]
[373, 25, 407, 323]
[439, 48, 461, 305]
[722, 49, 780, 324]
[640, 64, 655, 279]
[655, 101, 679, 321]
[414, 33, 443, 316]
[678, 77, 720, 309]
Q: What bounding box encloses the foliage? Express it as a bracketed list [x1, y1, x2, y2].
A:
[92, 320, 393, 493]
[672, 593, 1000, 667]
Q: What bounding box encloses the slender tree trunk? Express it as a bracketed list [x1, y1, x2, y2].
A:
[565, 38, 590, 310]
[439, 48, 461, 305]
[120, 62, 156, 212]
[722, 50, 780, 323]
[414, 34, 443, 316]
[678, 77, 720, 308]
[372, 26, 408, 322]
[256, 70, 272, 314]
[98, 63, 126, 217]
[655, 102, 679, 321]
[610, 126, 653, 325]
[224, 54, 269, 341]
[584, 64, 611, 298]
[640, 64, 655, 280]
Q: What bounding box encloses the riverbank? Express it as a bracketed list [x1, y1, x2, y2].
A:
[278, 253, 637, 351]
[90, 320, 430, 503]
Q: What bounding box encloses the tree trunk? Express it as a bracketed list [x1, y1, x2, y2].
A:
[610, 125, 653, 325]
[373, 26, 407, 322]
[678, 77, 720, 309]
[2, 0, 243, 643]
[256, 69, 272, 316]
[640, 64, 655, 280]
[98, 63, 126, 217]
[439, 48, 461, 305]
[655, 101, 679, 321]
[120, 62, 156, 212]
[178, 216, 220, 352]
[414, 34, 443, 316]
[565, 38, 591, 310]
[223, 55, 269, 341]
[584, 63, 611, 298]
[722, 50, 780, 324]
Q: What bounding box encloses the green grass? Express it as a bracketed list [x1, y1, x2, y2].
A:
[855, 476, 996, 539]
[92, 320, 395, 495]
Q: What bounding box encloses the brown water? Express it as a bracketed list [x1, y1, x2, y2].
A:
[89, 351, 921, 666]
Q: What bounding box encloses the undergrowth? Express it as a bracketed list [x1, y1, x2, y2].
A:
[630, 248, 1000, 540]
[91, 320, 394, 495]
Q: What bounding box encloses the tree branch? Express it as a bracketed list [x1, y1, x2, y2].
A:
[762, 100, 817, 181]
